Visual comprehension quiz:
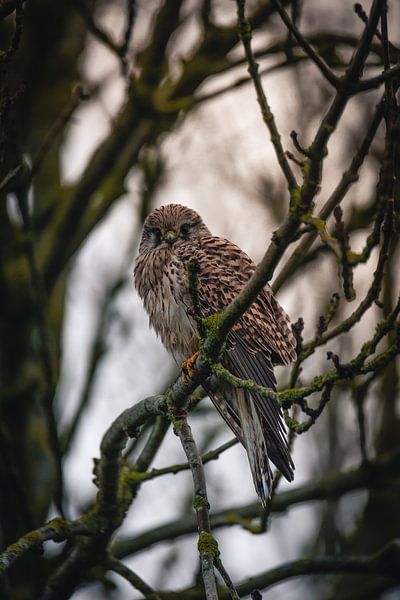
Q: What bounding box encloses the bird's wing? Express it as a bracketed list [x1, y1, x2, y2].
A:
[177, 235, 295, 502]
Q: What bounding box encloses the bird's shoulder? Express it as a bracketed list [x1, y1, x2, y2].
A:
[176, 234, 255, 281]
[175, 234, 296, 366]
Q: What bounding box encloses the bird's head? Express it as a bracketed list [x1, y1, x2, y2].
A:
[139, 204, 210, 252]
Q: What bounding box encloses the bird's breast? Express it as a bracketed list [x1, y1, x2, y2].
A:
[136, 250, 197, 362]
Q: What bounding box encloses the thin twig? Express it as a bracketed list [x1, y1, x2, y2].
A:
[0, 85, 87, 194]
[120, 0, 136, 59]
[106, 555, 161, 600]
[273, 94, 386, 293]
[271, 0, 340, 88]
[126, 437, 238, 484]
[235, 0, 298, 193]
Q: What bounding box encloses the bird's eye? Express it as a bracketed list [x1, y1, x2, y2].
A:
[148, 227, 161, 242]
[180, 223, 193, 236]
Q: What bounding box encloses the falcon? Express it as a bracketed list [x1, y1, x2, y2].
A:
[134, 204, 296, 504]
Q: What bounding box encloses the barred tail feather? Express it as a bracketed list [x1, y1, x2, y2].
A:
[236, 389, 272, 506]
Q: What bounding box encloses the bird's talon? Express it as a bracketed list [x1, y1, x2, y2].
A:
[181, 351, 199, 380]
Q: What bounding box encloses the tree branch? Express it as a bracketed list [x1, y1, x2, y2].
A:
[105, 555, 161, 600]
[235, 0, 298, 193]
[270, 0, 340, 88]
[0, 519, 90, 575]
[112, 444, 400, 560]
[174, 415, 219, 600]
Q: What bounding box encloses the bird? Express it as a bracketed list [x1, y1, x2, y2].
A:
[134, 204, 297, 504]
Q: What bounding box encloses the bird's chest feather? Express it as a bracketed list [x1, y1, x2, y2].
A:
[136, 250, 197, 360]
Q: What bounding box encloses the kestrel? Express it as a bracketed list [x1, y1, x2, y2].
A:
[134, 204, 296, 504]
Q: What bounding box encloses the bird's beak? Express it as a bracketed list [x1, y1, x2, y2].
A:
[163, 229, 178, 244]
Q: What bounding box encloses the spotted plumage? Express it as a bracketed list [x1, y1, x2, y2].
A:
[134, 204, 296, 504]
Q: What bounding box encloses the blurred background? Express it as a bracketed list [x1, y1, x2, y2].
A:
[1, 0, 399, 598]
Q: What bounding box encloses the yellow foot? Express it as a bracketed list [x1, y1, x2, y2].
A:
[181, 351, 199, 380]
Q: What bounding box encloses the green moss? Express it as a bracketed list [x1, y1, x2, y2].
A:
[223, 513, 261, 533]
[301, 159, 311, 179]
[4, 542, 24, 557]
[126, 470, 151, 483]
[23, 531, 43, 545]
[238, 19, 252, 41]
[283, 410, 302, 433]
[81, 505, 106, 532]
[164, 387, 178, 426]
[193, 494, 210, 510]
[47, 518, 71, 541]
[202, 311, 222, 337]
[197, 531, 220, 558]
[118, 466, 134, 512]
[289, 186, 302, 211]
[278, 386, 307, 407]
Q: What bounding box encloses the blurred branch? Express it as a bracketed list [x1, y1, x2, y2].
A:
[14, 182, 66, 515]
[0, 84, 87, 195]
[38, 2, 297, 290]
[105, 555, 161, 600]
[0, 423, 35, 532]
[135, 540, 400, 597]
[137, 0, 184, 86]
[232, 541, 400, 596]
[352, 380, 370, 463]
[0, 0, 24, 62]
[113, 444, 400, 560]
[72, 0, 122, 58]
[0, 0, 27, 21]
[41, 114, 153, 289]
[120, 0, 136, 60]
[194, 56, 308, 106]
[357, 64, 400, 92]
[73, 0, 134, 75]
[61, 276, 128, 455]
[60, 324, 106, 454]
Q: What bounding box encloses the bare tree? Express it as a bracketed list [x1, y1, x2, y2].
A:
[0, 1, 399, 599]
